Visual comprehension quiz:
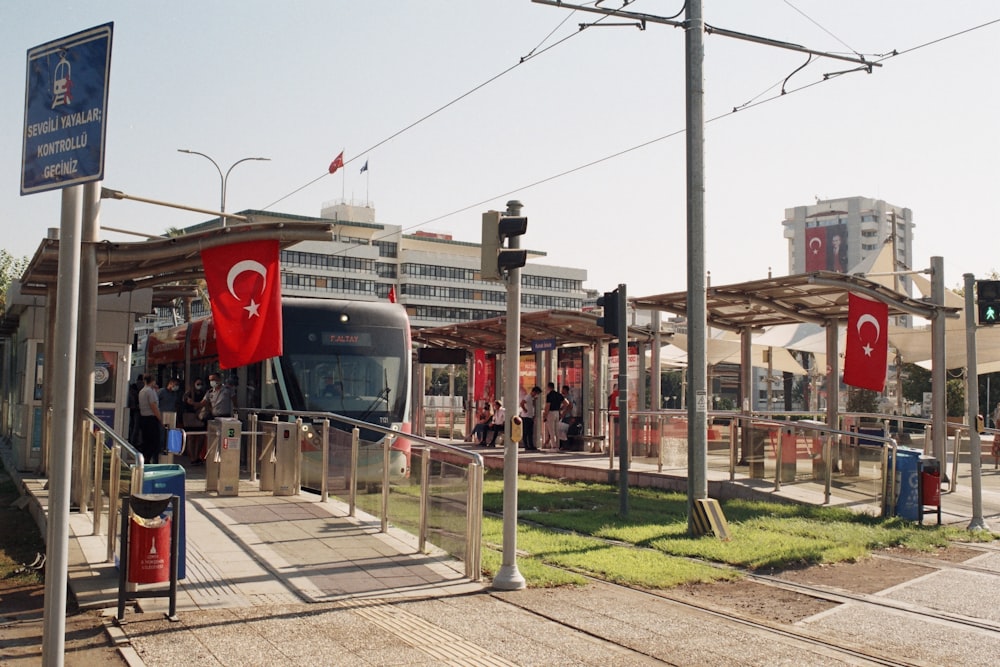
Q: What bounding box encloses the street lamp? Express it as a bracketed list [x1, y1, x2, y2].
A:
[177, 149, 270, 226]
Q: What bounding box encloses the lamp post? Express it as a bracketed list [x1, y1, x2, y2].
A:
[177, 149, 270, 226]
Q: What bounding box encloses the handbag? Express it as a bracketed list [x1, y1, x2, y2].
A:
[166, 428, 185, 454]
[197, 404, 211, 422]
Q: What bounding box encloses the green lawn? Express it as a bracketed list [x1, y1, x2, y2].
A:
[480, 472, 995, 588]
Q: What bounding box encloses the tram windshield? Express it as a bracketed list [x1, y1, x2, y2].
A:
[262, 323, 408, 428]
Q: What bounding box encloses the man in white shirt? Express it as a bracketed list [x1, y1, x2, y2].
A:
[519, 386, 541, 451]
[486, 400, 505, 447]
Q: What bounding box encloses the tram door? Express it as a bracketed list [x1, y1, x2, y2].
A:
[11, 340, 131, 471]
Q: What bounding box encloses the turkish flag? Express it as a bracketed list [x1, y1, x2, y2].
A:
[328, 151, 344, 174]
[200, 240, 283, 369]
[805, 227, 826, 272]
[473, 349, 486, 400]
[844, 293, 888, 392]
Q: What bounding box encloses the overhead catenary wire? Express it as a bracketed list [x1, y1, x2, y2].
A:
[259, 4, 607, 213]
[263, 12, 1000, 258]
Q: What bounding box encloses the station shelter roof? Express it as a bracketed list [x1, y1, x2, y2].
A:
[16, 216, 335, 300]
[412, 309, 652, 355]
[630, 270, 958, 330]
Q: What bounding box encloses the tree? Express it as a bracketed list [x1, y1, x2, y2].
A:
[0, 250, 30, 311]
[901, 363, 931, 404]
[846, 387, 880, 414]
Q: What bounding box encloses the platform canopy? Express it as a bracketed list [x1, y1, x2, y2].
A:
[412, 309, 652, 354]
[16, 217, 335, 296]
[631, 270, 954, 331]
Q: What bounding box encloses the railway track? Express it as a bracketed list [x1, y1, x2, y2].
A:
[480, 512, 1000, 666]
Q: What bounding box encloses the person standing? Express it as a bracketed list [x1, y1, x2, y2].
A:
[486, 400, 505, 447]
[542, 382, 568, 449]
[127, 374, 144, 447]
[137, 375, 162, 465]
[157, 378, 182, 453]
[520, 386, 541, 451]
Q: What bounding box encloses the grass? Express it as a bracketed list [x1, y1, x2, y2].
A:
[481, 471, 996, 587]
[338, 466, 995, 590]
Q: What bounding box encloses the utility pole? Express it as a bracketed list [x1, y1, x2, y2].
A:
[533, 0, 879, 533]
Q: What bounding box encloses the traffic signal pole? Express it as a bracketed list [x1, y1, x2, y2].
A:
[964, 273, 990, 531]
[494, 199, 526, 591]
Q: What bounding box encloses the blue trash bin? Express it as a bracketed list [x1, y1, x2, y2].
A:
[891, 447, 921, 521]
[141, 464, 186, 579]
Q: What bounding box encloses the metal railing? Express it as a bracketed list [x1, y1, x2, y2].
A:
[83, 409, 144, 563]
[603, 409, 902, 516]
[247, 408, 484, 580]
[423, 405, 467, 440]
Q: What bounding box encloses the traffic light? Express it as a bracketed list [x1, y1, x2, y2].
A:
[977, 280, 1000, 325]
[596, 288, 621, 336]
[481, 211, 528, 281]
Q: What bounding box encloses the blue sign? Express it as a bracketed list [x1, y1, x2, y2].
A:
[21, 23, 113, 195]
[531, 338, 557, 352]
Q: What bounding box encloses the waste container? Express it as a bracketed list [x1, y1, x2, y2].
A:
[141, 464, 186, 579]
[889, 446, 921, 521]
[127, 511, 172, 584]
[117, 493, 179, 621]
[919, 455, 942, 525]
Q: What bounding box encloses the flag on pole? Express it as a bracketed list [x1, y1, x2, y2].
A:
[360, 160, 368, 174]
[387, 285, 396, 303]
[328, 151, 344, 174]
[200, 240, 283, 369]
[844, 293, 888, 391]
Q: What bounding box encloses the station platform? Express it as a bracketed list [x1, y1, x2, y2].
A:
[6, 438, 1000, 666]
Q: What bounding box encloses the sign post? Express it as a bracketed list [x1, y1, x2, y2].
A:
[24, 23, 113, 667]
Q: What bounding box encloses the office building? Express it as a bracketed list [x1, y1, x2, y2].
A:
[174, 201, 587, 329]
[782, 196, 914, 288]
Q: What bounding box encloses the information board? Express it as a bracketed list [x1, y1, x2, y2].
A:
[21, 22, 113, 195]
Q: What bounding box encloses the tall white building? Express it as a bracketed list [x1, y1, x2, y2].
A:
[782, 196, 914, 288]
[181, 201, 587, 329]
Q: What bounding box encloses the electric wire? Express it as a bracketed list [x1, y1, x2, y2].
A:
[782, 0, 860, 57]
[260, 2, 613, 212]
[263, 13, 1000, 257]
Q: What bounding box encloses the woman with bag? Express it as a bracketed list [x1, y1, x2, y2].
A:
[184, 377, 208, 465]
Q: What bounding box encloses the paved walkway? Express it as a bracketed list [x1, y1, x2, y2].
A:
[8, 438, 1000, 665]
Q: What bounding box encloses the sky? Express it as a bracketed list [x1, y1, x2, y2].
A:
[4, 1, 999, 299]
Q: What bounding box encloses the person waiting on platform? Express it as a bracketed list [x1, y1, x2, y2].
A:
[469, 401, 492, 444]
[486, 400, 505, 447]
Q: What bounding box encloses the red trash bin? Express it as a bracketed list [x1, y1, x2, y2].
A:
[921, 470, 940, 507]
[127, 515, 172, 584]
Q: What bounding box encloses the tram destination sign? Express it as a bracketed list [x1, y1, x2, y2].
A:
[21, 22, 113, 195]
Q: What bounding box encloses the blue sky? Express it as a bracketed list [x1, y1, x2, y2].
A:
[3, 1, 999, 298]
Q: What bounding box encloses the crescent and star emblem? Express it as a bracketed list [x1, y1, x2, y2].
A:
[226, 260, 269, 318]
[856, 313, 881, 357]
[808, 237, 822, 255]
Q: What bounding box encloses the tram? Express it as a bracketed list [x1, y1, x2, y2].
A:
[145, 297, 412, 487]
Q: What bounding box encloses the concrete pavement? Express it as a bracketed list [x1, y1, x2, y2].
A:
[6, 437, 1000, 666]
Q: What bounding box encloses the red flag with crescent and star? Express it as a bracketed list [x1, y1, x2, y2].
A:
[805, 227, 827, 272]
[200, 239, 283, 369]
[328, 151, 344, 175]
[844, 293, 888, 392]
